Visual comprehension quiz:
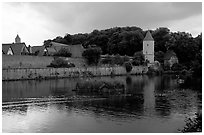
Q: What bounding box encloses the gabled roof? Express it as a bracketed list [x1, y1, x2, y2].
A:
[46, 47, 56, 54]
[143, 31, 154, 41]
[164, 50, 177, 60]
[50, 41, 69, 47]
[11, 43, 28, 55]
[2, 44, 12, 54]
[50, 41, 70, 52]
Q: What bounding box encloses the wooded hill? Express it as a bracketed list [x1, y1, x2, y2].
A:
[44, 26, 202, 69]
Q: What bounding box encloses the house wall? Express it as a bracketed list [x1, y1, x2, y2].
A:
[2, 66, 148, 81]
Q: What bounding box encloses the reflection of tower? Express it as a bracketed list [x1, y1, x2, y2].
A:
[143, 31, 154, 63]
[15, 34, 21, 43]
[143, 77, 155, 113]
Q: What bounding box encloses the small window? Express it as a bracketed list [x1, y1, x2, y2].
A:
[147, 44, 149, 46]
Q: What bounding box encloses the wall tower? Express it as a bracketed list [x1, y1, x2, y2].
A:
[143, 31, 154, 63]
[15, 34, 21, 43]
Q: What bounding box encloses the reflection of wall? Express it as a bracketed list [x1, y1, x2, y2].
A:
[2, 79, 78, 102]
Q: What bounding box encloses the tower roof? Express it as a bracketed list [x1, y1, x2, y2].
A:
[143, 31, 154, 41]
[16, 34, 20, 38]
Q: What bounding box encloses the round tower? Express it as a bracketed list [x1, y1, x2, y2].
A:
[15, 34, 21, 43]
[143, 31, 154, 63]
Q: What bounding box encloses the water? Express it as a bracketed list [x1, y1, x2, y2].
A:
[2, 75, 202, 133]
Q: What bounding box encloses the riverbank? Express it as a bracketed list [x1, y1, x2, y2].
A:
[2, 66, 148, 81]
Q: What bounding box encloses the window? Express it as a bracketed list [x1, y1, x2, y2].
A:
[147, 44, 149, 46]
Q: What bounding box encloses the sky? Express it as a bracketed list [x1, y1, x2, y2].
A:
[1, 2, 202, 46]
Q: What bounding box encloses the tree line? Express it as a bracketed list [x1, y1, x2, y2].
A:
[44, 26, 202, 69]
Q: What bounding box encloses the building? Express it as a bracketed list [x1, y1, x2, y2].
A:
[2, 35, 29, 55]
[15, 34, 21, 43]
[143, 31, 154, 63]
[164, 50, 178, 68]
[46, 41, 85, 58]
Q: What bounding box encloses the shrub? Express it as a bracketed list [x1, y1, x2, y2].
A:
[114, 54, 124, 65]
[181, 113, 202, 132]
[54, 48, 72, 57]
[171, 63, 183, 71]
[47, 57, 75, 68]
[133, 52, 145, 65]
[124, 62, 132, 73]
[82, 47, 102, 65]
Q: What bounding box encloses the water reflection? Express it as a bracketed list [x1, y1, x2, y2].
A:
[2, 75, 201, 133]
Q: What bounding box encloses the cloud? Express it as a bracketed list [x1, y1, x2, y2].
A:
[2, 2, 202, 46]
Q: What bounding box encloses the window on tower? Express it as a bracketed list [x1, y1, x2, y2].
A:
[147, 44, 149, 46]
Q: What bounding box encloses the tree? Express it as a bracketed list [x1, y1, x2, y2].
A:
[82, 47, 102, 65]
[132, 51, 145, 66]
[155, 51, 165, 63]
[43, 39, 52, 47]
[54, 48, 72, 57]
[152, 27, 171, 52]
[124, 62, 133, 73]
[47, 57, 75, 68]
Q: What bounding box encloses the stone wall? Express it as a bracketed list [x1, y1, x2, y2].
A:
[2, 66, 148, 81]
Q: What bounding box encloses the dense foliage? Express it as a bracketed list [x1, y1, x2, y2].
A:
[43, 26, 201, 70]
[181, 113, 202, 132]
[124, 62, 133, 73]
[100, 54, 130, 66]
[82, 47, 102, 65]
[132, 51, 145, 66]
[53, 48, 72, 57]
[47, 57, 75, 68]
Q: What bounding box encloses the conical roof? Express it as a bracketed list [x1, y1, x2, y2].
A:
[16, 34, 20, 38]
[143, 31, 154, 41]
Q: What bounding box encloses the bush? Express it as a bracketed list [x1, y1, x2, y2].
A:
[124, 62, 132, 73]
[171, 63, 183, 71]
[132, 52, 145, 66]
[181, 113, 202, 132]
[113, 54, 124, 65]
[82, 47, 102, 65]
[54, 48, 72, 57]
[47, 57, 75, 68]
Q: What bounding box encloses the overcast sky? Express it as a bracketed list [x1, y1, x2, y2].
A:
[2, 2, 202, 46]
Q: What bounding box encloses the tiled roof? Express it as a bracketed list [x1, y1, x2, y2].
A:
[50, 41, 71, 52]
[2, 43, 28, 55]
[46, 47, 56, 55]
[143, 31, 154, 41]
[2, 44, 12, 54]
[11, 43, 28, 55]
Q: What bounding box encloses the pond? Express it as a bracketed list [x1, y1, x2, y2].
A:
[2, 75, 202, 133]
